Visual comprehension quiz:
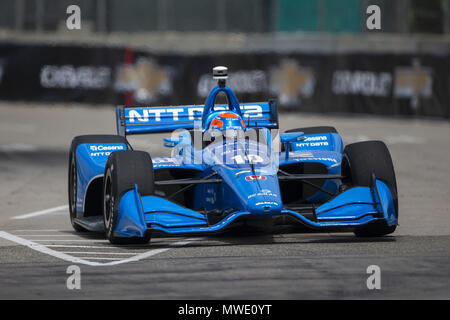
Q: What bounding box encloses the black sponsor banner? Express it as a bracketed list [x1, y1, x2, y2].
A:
[0, 42, 448, 118]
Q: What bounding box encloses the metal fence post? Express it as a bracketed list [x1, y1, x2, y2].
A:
[443, 0, 450, 34]
[15, 0, 25, 31]
[97, 0, 107, 32]
[157, 0, 168, 31]
[35, 0, 45, 32]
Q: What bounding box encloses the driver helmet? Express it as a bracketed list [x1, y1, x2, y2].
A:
[209, 112, 246, 140]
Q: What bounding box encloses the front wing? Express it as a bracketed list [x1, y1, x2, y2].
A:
[112, 176, 397, 238]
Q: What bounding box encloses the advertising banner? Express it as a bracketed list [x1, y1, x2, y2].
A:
[0, 43, 448, 118]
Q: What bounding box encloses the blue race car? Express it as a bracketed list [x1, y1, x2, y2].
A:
[68, 66, 398, 244]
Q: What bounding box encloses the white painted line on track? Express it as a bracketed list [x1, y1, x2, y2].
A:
[11, 205, 68, 220]
[0, 143, 38, 152]
[77, 257, 123, 261]
[0, 231, 200, 266]
[0, 231, 104, 266]
[14, 234, 84, 237]
[61, 251, 138, 255]
[12, 229, 68, 232]
[45, 245, 129, 249]
[33, 239, 110, 243]
[100, 238, 201, 266]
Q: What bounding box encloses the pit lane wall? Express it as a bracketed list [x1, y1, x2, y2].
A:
[0, 42, 448, 118]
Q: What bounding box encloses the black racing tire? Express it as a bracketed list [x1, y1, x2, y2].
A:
[285, 126, 338, 134]
[68, 135, 130, 232]
[342, 140, 398, 237]
[103, 150, 154, 245]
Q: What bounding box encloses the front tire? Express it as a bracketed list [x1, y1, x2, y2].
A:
[68, 135, 130, 232]
[285, 126, 338, 134]
[103, 150, 154, 244]
[342, 140, 398, 237]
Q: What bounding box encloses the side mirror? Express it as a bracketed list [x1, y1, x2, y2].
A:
[280, 132, 305, 160]
[163, 130, 192, 149]
[163, 137, 181, 148]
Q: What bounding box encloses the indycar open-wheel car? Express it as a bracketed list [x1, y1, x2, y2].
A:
[68, 66, 398, 244]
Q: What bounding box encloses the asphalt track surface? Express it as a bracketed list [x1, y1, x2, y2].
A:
[0, 102, 449, 299]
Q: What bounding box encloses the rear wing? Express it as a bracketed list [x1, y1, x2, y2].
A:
[116, 100, 278, 136]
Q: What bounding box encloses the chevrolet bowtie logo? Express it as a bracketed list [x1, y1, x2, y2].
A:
[115, 58, 172, 103]
[270, 60, 315, 106]
[394, 59, 433, 109]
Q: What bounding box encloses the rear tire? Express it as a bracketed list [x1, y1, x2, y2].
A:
[342, 141, 398, 237]
[103, 150, 154, 244]
[285, 126, 338, 134]
[68, 135, 129, 232]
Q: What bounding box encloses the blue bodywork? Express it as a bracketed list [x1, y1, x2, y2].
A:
[74, 85, 398, 239]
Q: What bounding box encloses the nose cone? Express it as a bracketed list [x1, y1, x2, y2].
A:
[246, 193, 283, 215]
[241, 175, 283, 216]
[217, 166, 283, 216]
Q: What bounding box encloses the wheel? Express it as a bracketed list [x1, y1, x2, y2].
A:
[342, 140, 398, 237]
[285, 126, 338, 134]
[68, 135, 129, 232]
[103, 150, 154, 244]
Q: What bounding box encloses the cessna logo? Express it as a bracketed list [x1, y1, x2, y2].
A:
[245, 175, 267, 181]
[270, 59, 315, 106]
[89, 145, 124, 151]
[394, 59, 433, 109]
[115, 58, 172, 103]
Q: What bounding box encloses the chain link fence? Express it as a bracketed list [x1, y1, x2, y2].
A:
[0, 0, 449, 34]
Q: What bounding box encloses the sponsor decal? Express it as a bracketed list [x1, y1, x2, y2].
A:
[394, 59, 433, 109]
[40, 65, 111, 89]
[197, 70, 268, 97]
[88, 144, 125, 157]
[289, 157, 339, 163]
[127, 107, 200, 122]
[294, 141, 329, 147]
[332, 70, 392, 96]
[245, 175, 267, 181]
[248, 189, 278, 199]
[89, 145, 124, 151]
[270, 59, 315, 106]
[197, 60, 316, 107]
[255, 201, 279, 206]
[205, 186, 217, 204]
[292, 135, 330, 148]
[126, 105, 263, 123]
[114, 58, 172, 103]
